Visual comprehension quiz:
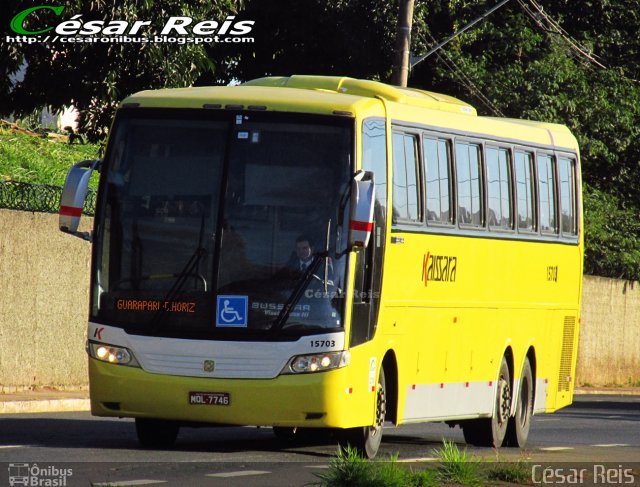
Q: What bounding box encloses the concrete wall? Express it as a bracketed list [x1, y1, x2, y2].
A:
[577, 276, 640, 386]
[0, 210, 92, 392]
[1, 210, 638, 390]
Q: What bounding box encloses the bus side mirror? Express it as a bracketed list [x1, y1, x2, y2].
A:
[348, 170, 375, 250]
[59, 159, 100, 241]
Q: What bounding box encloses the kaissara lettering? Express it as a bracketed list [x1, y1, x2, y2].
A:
[422, 252, 457, 286]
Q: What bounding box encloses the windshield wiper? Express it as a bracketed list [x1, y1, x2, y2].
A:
[148, 214, 207, 331]
[270, 251, 327, 334]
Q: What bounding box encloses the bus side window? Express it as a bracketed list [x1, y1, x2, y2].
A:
[392, 132, 421, 223]
[424, 137, 453, 225]
[486, 147, 512, 230]
[558, 156, 578, 236]
[515, 151, 536, 232]
[455, 142, 483, 227]
[537, 154, 558, 234]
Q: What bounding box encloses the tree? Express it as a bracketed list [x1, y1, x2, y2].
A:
[203, 0, 398, 85]
[1, 0, 240, 141]
[4, 0, 640, 279]
[407, 1, 640, 279]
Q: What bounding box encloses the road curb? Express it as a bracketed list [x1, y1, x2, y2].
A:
[574, 388, 640, 396]
[0, 398, 90, 414]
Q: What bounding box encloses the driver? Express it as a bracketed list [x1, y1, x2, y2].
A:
[283, 234, 334, 282]
[288, 234, 315, 272]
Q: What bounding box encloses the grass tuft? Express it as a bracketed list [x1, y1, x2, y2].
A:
[313, 447, 414, 487]
[432, 439, 483, 486]
[487, 459, 531, 484]
[316, 439, 536, 487]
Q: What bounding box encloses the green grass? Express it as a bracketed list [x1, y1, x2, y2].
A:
[315, 441, 536, 487]
[432, 439, 483, 486]
[0, 127, 100, 188]
[313, 446, 438, 487]
[486, 460, 531, 484]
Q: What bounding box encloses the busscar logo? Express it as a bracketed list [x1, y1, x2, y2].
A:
[422, 251, 457, 287]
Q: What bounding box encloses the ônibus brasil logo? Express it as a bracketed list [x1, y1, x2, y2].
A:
[7, 5, 255, 44]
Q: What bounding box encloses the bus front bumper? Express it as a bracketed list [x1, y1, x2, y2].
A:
[89, 358, 372, 429]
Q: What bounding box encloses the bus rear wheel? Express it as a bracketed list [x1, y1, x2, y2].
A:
[505, 358, 533, 447]
[135, 418, 179, 448]
[462, 357, 511, 447]
[339, 367, 386, 459]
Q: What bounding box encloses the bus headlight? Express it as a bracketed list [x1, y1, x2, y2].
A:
[282, 351, 350, 374]
[88, 341, 140, 367]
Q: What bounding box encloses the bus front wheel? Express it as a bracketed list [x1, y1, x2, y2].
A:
[462, 357, 511, 447]
[338, 367, 386, 459]
[135, 418, 179, 448]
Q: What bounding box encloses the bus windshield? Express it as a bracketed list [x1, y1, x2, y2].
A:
[91, 110, 352, 339]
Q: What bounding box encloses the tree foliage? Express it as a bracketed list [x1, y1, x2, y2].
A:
[3, 0, 640, 279]
[408, 1, 640, 279]
[1, 0, 240, 140]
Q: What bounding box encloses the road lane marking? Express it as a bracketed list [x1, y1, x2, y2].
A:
[0, 445, 28, 449]
[305, 465, 330, 469]
[397, 457, 439, 463]
[592, 443, 629, 447]
[92, 481, 167, 486]
[539, 447, 574, 451]
[206, 470, 270, 478]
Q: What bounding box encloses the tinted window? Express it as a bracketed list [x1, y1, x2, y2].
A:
[456, 142, 482, 227]
[486, 147, 512, 229]
[559, 156, 578, 236]
[515, 151, 535, 231]
[363, 119, 387, 213]
[392, 132, 420, 222]
[538, 154, 557, 234]
[424, 137, 452, 225]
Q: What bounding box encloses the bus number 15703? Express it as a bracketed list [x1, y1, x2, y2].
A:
[310, 340, 336, 348]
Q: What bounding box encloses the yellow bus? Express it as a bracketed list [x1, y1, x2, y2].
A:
[60, 75, 582, 458]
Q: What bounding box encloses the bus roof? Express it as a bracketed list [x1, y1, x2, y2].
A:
[121, 75, 476, 116]
[121, 75, 578, 151]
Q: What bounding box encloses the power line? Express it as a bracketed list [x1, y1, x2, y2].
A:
[518, 0, 606, 69]
[422, 32, 506, 117]
[411, 0, 514, 69]
[518, 0, 640, 83]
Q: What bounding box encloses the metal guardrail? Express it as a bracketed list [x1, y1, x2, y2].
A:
[0, 181, 96, 216]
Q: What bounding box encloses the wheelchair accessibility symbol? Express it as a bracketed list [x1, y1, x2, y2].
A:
[216, 295, 248, 327]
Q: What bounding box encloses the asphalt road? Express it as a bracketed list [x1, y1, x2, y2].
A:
[0, 394, 638, 486]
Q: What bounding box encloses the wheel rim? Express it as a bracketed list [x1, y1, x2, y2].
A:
[371, 381, 386, 436]
[498, 377, 511, 425]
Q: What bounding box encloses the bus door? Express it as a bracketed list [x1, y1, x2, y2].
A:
[350, 119, 388, 347]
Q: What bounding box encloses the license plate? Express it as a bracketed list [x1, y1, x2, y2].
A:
[189, 391, 230, 406]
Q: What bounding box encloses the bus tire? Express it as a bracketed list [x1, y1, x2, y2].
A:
[338, 367, 386, 459]
[462, 357, 511, 447]
[135, 418, 179, 448]
[505, 358, 533, 447]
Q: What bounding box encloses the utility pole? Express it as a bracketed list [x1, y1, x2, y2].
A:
[392, 0, 415, 87]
